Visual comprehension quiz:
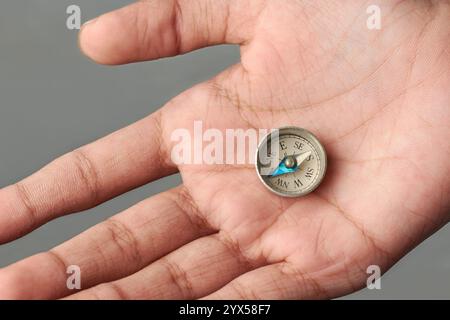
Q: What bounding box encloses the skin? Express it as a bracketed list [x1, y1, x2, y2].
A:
[0, 0, 449, 299]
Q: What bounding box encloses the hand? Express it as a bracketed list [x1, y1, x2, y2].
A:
[0, 0, 449, 299]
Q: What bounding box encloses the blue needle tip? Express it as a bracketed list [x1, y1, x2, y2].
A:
[270, 160, 298, 177]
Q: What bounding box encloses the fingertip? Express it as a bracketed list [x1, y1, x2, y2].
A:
[78, 2, 153, 66]
[78, 17, 107, 65]
[78, 16, 124, 65]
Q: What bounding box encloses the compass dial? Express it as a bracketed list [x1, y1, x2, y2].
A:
[255, 127, 327, 197]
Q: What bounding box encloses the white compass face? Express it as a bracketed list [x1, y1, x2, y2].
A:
[255, 127, 327, 197]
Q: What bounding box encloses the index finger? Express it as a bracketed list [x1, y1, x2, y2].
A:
[0, 110, 175, 243]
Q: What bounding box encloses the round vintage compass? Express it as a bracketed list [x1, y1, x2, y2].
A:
[255, 127, 327, 197]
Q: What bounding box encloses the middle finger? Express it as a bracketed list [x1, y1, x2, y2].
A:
[0, 186, 212, 299]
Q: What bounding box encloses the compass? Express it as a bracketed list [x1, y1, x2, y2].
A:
[255, 127, 327, 197]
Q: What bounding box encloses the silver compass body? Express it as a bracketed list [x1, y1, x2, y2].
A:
[255, 127, 327, 197]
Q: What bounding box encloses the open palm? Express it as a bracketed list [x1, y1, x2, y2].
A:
[0, 0, 449, 299]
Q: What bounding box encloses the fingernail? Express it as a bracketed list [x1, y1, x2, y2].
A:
[82, 17, 98, 28]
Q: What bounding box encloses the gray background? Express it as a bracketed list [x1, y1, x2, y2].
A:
[0, 1, 448, 299]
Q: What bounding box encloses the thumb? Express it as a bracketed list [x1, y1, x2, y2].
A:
[78, 0, 252, 65]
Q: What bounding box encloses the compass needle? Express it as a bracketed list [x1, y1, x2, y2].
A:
[295, 151, 312, 167]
